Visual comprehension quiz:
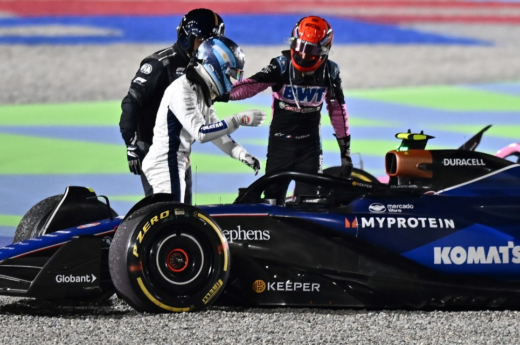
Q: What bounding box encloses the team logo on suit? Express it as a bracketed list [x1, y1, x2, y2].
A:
[282, 85, 327, 104]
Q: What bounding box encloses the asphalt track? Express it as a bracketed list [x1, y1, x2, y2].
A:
[1, 1, 520, 343]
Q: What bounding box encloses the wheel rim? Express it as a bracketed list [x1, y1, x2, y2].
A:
[167, 248, 189, 273]
[140, 222, 215, 297]
[154, 233, 205, 285]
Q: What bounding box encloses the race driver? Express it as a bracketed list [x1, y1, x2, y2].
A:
[142, 37, 266, 203]
[119, 8, 226, 197]
[218, 15, 352, 202]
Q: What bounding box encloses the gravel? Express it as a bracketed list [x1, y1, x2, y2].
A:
[0, 296, 519, 344]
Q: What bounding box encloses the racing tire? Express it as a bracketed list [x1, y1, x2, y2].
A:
[13, 195, 63, 244]
[109, 202, 230, 313]
[14, 194, 118, 243]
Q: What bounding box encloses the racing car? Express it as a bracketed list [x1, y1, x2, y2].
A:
[2, 130, 520, 313]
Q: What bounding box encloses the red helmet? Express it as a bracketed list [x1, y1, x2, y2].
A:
[290, 16, 333, 73]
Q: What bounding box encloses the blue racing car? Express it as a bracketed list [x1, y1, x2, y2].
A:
[1, 131, 520, 312]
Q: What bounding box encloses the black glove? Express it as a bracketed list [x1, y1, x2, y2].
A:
[127, 141, 145, 175]
[337, 135, 353, 178]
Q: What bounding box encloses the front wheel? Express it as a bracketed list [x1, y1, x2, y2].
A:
[13, 195, 63, 243]
[109, 202, 230, 313]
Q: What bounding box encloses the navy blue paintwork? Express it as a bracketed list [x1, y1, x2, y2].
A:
[199, 165, 520, 281]
[5, 165, 520, 283]
[0, 217, 122, 262]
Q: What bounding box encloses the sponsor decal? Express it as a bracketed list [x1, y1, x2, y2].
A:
[282, 85, 327, 103]
[390, 184, 420, 189]
[261, 65, 274, 73]
[200, 121, 226, 133]
[369, 203, 414, 213]
[202, 279, 224, 304]
[270, 281, 319, 292]
[78, 223, 100, 229]
[133, 210, 170, 258]
[252, 280, 320, 293]
[56, 274, 97, 284]
[443, 158, 485, 166]
[176, 67, 185, 75]
[387, 204, 414, 213]
[352, 181, 373, 189]
[434, 242, 520, 265]
[240, 115, 251, 125]
[140, 63, 153, 74]
[360, 217, 455, 229]
[278, 101, 320, 113]
[222, 225, 270, 243]
[368, 203, 386, 213]
[252, 280, 266, 293]
[295, 134, 310, 140]
[345, 218, 358, 228]
[133, 77, 147, 85]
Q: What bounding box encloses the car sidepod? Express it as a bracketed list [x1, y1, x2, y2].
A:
[201, 170, 520, 310]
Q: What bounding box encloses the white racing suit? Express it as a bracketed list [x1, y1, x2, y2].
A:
[142, 75, 250, 203]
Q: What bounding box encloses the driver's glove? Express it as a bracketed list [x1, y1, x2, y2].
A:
[337, 135, 353, 178]
[239, 151, 261, 175]
[126, 135, 145, 175]
[225, 109, 266, 129]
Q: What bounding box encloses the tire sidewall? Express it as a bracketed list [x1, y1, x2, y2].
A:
[13, 195, 62, 243]
[112, 202, 229, 313]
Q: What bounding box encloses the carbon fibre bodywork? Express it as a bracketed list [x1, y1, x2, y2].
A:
[3, 147, 520, 309]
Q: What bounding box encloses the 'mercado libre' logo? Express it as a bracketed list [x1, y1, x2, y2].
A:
[369, 203, 386, 213]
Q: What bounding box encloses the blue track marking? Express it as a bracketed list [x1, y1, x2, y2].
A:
[0, 227, 14, 237]
[345, 97, 520, 127]
[0, 15, 490, 45]
[0, 236, 12, 247]
[0, 126, 122, 144]
[464, 83, 520, 98]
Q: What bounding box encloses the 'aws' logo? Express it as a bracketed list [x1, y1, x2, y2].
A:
[282, 86, 327, 104]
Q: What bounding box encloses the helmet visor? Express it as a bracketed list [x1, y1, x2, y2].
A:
[290, 38, 329, 56]
[225, 66, 244, 82]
